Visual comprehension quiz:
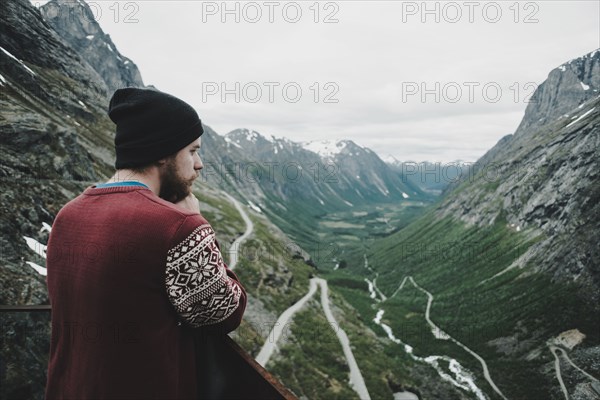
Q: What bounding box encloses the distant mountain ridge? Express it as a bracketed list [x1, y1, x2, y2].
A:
[217, 128, 424, 203]
[384, 157, 474, 196]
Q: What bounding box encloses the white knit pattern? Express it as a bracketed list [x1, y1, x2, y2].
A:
[166, 224, 242, 327]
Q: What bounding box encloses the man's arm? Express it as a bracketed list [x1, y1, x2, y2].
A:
[165, 217, 247, 333]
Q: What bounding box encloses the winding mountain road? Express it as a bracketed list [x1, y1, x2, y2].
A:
[389, 277, 408, 299]
[256, 278, 371, 400]
[549, 344, 599, 400]
[553, 346, 599, 382]
[226, 197, 370, 397]
[317, 278, 371, 400]
[223, 192, 254, 270]
[550, 345, 570, 400]
[255, 279, 319, 366]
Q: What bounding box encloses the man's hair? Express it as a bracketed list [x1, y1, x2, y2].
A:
[129, 161, 160, 175]
[128, 153, 176, 174]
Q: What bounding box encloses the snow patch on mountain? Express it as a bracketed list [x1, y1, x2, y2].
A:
[224, 136, 242, 148]
[1, 46, 37, 76]
[303, 140, 347, 158]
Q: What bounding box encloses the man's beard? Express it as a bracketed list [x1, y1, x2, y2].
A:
[158, 159, 196, 203]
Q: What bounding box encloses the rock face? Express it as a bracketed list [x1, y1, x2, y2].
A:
[515, 50, 600, 135]
[1, 0, 114, 304]
[40, 0, 145, 92]
[436, 49, 600, 297]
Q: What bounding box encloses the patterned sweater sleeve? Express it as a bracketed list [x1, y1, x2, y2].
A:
[165, 217, 246, 332]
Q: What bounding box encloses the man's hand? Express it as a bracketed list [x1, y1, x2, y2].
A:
[174, 192, 200, 214]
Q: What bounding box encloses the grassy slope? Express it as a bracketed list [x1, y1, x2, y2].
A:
[329, 211, 600, 399]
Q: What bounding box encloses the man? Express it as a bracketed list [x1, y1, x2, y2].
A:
[45, 87, 247, 399]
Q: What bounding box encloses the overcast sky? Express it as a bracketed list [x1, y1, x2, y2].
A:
[35, 1, 599, 162]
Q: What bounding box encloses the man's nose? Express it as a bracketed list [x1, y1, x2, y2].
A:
[195, 157, 203, 171]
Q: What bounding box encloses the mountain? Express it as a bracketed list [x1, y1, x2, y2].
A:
[300, 138, 424, 202]
[437, 49, 600, 291]
[333, 49, 600, 400]
[514, 50, 599, 135]
[206, 128, 424, 206]
[40, 0, 145, 92]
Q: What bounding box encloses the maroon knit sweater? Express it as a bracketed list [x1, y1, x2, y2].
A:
[45, 185, 247, 399]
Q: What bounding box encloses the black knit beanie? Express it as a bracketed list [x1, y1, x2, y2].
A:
[108, 87, 204, 169]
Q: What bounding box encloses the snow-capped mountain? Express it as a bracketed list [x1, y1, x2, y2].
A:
[206, 129, 426, 206]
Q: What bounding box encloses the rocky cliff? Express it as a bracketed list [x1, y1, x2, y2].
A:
[40, 0, 145, 92]
[515, 50, 599, 135]
[436, 49, 600, 297]
[1, 0, 114, 307]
